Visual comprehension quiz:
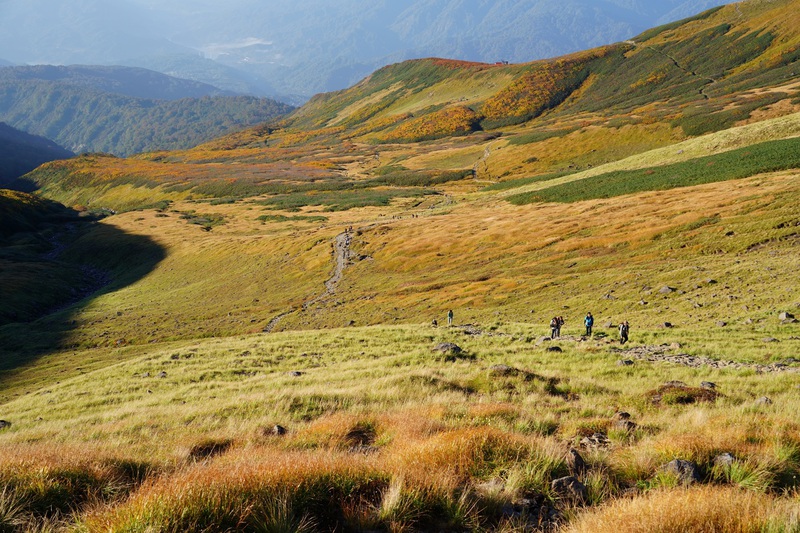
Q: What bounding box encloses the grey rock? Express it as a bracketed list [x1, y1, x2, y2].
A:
[551, 476, 588, 504]
[614, 419, 637, 432]
[566, 448, 587, 475]
[659, 286, 676, 294]
[663, 459, 701, 484]
[779, 312, 795, 321]
[700, 381, 716, 390]
[580, 432, 610, 449]
[289, 371, 303, 377]
[714, 453, 735, 468]
[716, 321, 727, 327]
[433, 342, 463, 354]
[272, 424, 287, 435]
[546, 346, 563, 352]
[613, 412, 631, 421]
[755, 396, 773, 406]
[0, 420, 11, 430]
[617, 359, 634, 366]
[762, 337, 779, 343]
[489, 364, 515, 376]
[660, 322, 674, 328]
[158, 371, 167, 378]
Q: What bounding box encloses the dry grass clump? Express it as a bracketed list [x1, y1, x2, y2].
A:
[565, 485, 798, 533]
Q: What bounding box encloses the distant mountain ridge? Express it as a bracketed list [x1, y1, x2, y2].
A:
[0, 0, 733, 98]
[0, 64, 235, 100]
[0, 123, 73, 185]
[0, 66, 295, 156]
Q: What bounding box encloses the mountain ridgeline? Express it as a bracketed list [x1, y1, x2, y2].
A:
[0, 65, 295, 156]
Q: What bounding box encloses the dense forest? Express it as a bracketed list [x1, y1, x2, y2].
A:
[0, 76, 294, 156]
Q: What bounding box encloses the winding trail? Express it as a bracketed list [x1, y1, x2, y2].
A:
[263, 229, 355, 332]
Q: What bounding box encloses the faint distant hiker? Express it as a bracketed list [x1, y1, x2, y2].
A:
[447, 309, 454, 326]
[556, 316, 564, 338]
[619, 321, 629, 344]
[584, 312, 594, 337]
[550, 316, 559, 339]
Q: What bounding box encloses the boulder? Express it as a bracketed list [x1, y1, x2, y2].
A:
[700, 381, 717, 390]
[433, 342, 463, 355]
[551, 476, 588, 504]
[659, 286, 676, 294]
[566, 448, 587, 475]
[778, 312, 795, 321]
[755, 396, 773, 406]
[614, 419, 637, 432]
[546, 346, 563, 353]
[617, 359, 634, 366]
[663, 459, 701, 484]
[272, 424, 287, 436]
[0, 420, 10, 430]
[716, 321, 727, 327]
[714, 453, 735, 468]
[613, 412, 631, 421]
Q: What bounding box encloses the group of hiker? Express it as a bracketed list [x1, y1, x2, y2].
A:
[437, 309, 631, 344]
[550, 311, 629, 343]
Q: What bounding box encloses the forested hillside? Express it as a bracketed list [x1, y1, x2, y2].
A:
[0, 80, 294, 155]
[0, 122, 72, 185]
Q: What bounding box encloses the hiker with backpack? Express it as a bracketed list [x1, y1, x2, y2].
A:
[584, 312, 594, 337]
[550, 317, 559, 339]
[619, 321, 629, 344]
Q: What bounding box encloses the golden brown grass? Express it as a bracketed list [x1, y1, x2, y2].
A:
[565, 485, 798, 533]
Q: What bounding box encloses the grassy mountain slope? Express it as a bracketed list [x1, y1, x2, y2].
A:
[1, 1, 799, 531]
[0, 122, 73, 185]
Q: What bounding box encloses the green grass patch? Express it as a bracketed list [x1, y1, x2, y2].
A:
[507, 136, 800, 204]
[506, 128, 579, 146]
[257, 214, 329, 224]
[481, 171, 573, 192]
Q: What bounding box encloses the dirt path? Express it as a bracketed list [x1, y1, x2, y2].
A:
[264, 229, 355, 332]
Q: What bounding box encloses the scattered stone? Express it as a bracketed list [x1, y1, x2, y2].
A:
[663, 459, 701, 485]
[489, 364, 515, 376]
[158, 371, 167, 378]
[613, 412, 631, 421]
[700, 381, 717, 390]
[639, 300, 648, 305]
[272, 424, 287, 436]
[433, 342, 463, 355]
[755, 396, 773, 406]
[659, 286, 676, 294]
[0, 420, 11, 430]
[551, 476, 588, 504]
[579, 432, 610, 449]
[546, 346, 563, 353]
[659, 322, 674, 328]
[288, 371, 303, 377]
[602, 293, 616, 300]
[670, 342, 682, 350]
[706, 279, 718, 284]
[566, 448, 586, 475]
[779, 312, 795, 321]
[617, 359, 634, 366]
[714, 453, 735, 468]
[614, 419, 637, 432]
[141, 372, 150, 378]
[716, 321, 727, 327]
[604, 321, 614, 328]
[762, 337, 779, 343]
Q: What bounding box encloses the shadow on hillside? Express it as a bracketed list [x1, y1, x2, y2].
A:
[0, 213, 166, 378]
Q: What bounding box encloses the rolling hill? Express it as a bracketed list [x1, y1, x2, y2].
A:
[0, 1, 799, 531]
